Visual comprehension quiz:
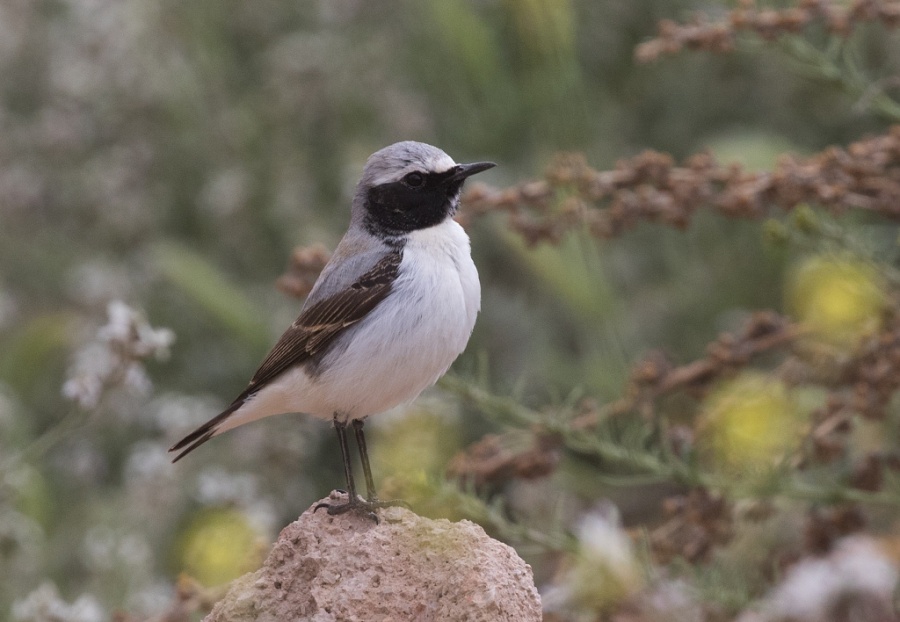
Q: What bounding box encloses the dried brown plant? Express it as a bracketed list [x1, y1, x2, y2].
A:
[572, 311, 800, 429]
[572, 305, 900, 483]
[792, 303, 900, 474]
[275, 243, 332, 299]
[804, 504, 867, 554]
[634, 0, 900, 63]
[445, 431, 561, 489]
[459, 127, 900, 246]
[650, 488, 734, 564]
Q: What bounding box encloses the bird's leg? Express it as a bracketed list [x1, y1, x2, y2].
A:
[314, 417, 370, 518]
[352, 418, 377, 501]
[315, 417, 409, 521]
[335, 418, 358, 502]
[353, 418, 410, 511]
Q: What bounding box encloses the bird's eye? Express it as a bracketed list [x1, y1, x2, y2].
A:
[403, 172, 425, 188]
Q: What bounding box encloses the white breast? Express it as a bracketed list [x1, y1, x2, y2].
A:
[315, 218, 480, 420]
[220, 219, 481, 431]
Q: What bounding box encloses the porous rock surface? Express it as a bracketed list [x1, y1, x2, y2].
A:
[204, 492, 542, 621]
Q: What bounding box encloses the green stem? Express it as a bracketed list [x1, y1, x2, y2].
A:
[775, 36, 900, 123]
[442, 376, 900, 508]
[441, 376, 710, 486]
[450, 488, 577, 553]
[2, 407, 89, 475]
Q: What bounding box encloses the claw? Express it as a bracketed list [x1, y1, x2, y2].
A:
[313, 492, 407, 523]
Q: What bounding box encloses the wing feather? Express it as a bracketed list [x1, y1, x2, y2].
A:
[244, 248, 403, 393]
[168, 248, 403, 460]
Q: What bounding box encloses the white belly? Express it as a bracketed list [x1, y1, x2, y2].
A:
[217, 219, 480, 433]
[312, 220, 480, 419]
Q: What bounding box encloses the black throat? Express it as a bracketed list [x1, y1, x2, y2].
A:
[363, 169, 463, 238]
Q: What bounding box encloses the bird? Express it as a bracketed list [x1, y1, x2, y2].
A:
[169, 141, 495, 517]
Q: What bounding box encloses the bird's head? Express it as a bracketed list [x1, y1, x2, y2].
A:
[353, 141, 495, 237]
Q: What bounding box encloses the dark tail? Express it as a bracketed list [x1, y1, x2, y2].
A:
[168, 398, 245, 462]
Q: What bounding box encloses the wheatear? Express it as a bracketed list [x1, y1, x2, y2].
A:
[170, 141, 494, 516]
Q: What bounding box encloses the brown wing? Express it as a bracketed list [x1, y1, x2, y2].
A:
[168, 248, 403, 462]
[242, 248, 403, 395]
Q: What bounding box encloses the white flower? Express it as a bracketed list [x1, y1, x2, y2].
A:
[577, 511, 638, 572]
[82, 526, 152, 573]
[139, 325, 175, 359]
[96, 299, 135, 344]
[124, 440, 172, 484]
[61, 300, 175, 410]
[761, 536, 898, 621]
[11, 582, 104, 622]
[122, 362, 152, 396]
[97, 300, 174, 360]
[62, 374, 104, 411]
[543, 505, 644, 616]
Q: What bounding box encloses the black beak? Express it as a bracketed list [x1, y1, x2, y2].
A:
[449, 161, 496, 182]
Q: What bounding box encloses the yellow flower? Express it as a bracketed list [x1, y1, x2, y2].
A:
[701, 374, 801, 472]
[373, 407, 459, 477]
[787, 255, 885, 345]
[177, 508, 265, 586]
[371, 406, 461, 511]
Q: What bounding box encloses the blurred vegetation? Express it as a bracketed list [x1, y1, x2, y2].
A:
[2, 1, 900, 621]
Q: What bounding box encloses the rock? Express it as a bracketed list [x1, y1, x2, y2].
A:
[204, 492, 542, 622]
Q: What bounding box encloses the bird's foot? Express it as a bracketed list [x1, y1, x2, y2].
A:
[314, 491, 409, 523]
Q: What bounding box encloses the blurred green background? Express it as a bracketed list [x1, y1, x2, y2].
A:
[1, 0, 898, 618]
